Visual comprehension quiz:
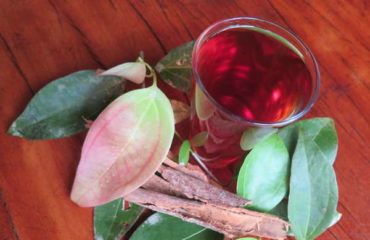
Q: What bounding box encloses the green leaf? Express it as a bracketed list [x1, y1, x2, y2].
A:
[237, 134, 290, 212]
[94, 199, 144, 240]
[179, 140, 191, 166]
[288, 129, 339, 240]
[240, 127, 278, 151]
[328, 211, 342, 228]
[279, 118, 338, 165]
[71, 84, 175, 207]
[155, 41, 194, 93]
[192, 131, 208, 147]
[268, 199, 288, 221]
[129, 212, 223, 240]
[8, 70, 126, 140]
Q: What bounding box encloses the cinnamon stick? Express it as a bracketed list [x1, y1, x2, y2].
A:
[163, 158, 209, 182]
[159, 164, 250, 207]
[125, 188, 289, 239]
[123, 160, 289, 239]
[142, 174, 186, 198]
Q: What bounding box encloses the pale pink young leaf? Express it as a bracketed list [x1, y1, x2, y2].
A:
[71, 85, 174, 207]
[99, 62, 146, 84]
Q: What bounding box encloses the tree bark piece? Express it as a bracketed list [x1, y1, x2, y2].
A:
[125, 188, 289, 239]
[163, 158, 209, 182]
[142, 174, 186, 198]
[159, 164, 251, 207]
[124, 160, 289, 239]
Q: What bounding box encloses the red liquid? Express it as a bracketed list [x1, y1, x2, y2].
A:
[190, 27, 313, 168]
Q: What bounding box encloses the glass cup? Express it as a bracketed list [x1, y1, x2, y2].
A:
[189, 17, 320, 169]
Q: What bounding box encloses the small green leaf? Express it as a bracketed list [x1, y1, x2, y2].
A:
[94, 199, 144, 240]
[192, 131, 208, 147]
[179, 140, 191, 166]
[279, 118, 338, 165]
[8, 70, 125, 140]
[288, 129, 339, 240]
[155, 41, 194, 93]
[129, 212, 223, 240]
[237, 134, 289, 212]
[240, 127, 278, 151]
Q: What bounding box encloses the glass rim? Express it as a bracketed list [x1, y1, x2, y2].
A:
[192, 17, 320, 127]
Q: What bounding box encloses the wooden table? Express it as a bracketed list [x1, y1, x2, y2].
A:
[0, 1, 369, 239]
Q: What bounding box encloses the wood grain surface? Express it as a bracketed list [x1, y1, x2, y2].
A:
[0, 0, 369, 239]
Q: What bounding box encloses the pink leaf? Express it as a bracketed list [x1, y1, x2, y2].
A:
[99, 62, 146, 84]
[71, 85, 174, 207]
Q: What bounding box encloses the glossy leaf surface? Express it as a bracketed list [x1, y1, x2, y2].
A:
[155, 41, 194, 93]
[179, 140, 191, 166]
[237, 134, 289, 212]
[240, 127, 278, 151]
[288, 129, 339, 240]
[94, 199, 144, 240]
[8, 70, 125, 140]
[279, 118, 338, 165]
[130, 213, 223, 240]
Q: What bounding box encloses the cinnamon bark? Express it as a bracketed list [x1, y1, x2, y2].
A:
[124, 160, 289, 239]
[125, 188, 289, 239]
[159, 165, 250, 207]
[163, 158, 209, 182]
[142, 174, 186, 198]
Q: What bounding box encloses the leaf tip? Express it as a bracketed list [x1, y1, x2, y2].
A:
[7, 121, 23, 138]
[154, 63, 164, 73]
[70, 184, 94, 208]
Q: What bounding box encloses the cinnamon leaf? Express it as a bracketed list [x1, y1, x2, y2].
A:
[94, 199, 144, 240]
[237, 134, 289, 212]
[278, 118, 338, 165]
[100, 62, 146, 84]
[155, 41, 194, 93]
[8, 70, 125, 140]
[240, 127, 278, 151]
[71, 84, 174, 207]
[129, 212, 223, 240]
[288, 129, 339, 240]
[179, 140, 191, 166]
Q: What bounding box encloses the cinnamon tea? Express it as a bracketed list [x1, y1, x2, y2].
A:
[190, 26, 314, 167]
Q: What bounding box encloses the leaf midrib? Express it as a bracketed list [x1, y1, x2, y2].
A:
[105, 199, 123, 240]
[181, 227, 207, 240]
[14, 76, 124, 132]
[75, 91, 157, 202]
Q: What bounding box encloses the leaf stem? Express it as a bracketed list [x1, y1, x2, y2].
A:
[190, 152, 221, 184]
[175, 130, 184, 141]
[137, 57, 157, 86]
